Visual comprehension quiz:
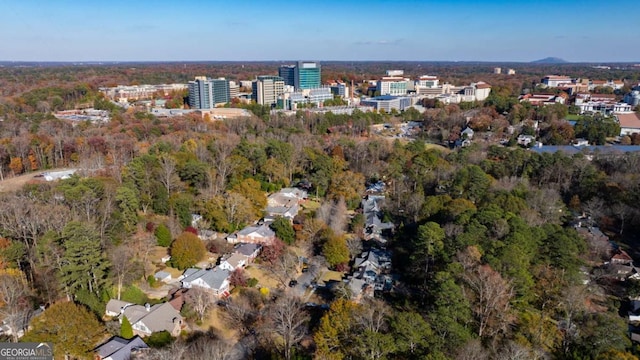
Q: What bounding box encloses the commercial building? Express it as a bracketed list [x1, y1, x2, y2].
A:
[99, 84, 188, 103]
[295, 61, 321, 90]
[493, 67, 502, 74]
[624, 91, 640, 107]
[188, 77, 230, 109]
[252, 76, 285, 107]
[376, 77, 408, 96]
[278, 65, 296, 87]
[542, 75, 573, 88]
[360, 95, 412, 112]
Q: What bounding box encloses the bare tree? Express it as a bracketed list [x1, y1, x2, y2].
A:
[457, 246, 514, 340]
[110, 245, 136, 300]
[222, 296, 257, 336]
[265, 295, 309, 360]
[455, 339, 490, 360]
[158, 154, 180, 198]
[355, 299, 390, 333]
[346, 237, 363, 260]
[140, 341, 187, 360]
[0, 270, 31, 342]
[263, 249, 299, 289]
[186, 335, 233, 360]
[186, 287, 215, 322]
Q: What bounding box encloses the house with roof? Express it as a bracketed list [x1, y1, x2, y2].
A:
[615, 112, 640, 136]
[106, 299, 132, 317]
[105, 300, 185, 337]
[94, 336, 148, 360]
[461, 127, 474, 140]
[153, 271, 171, 283]
[219, 253, 249, 271]
[362, 195, 395, 241]
[181, 266, 231, 297]
[353, 249, 392, 284]
[228, 223, 276, 245]
[233, 243, 262, 260]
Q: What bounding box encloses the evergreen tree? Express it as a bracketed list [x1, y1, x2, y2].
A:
[270, 216, 296, 245]
[154, 223, 172, 247]
[60, 222, 110, 297]
[121, 315, 134, 339]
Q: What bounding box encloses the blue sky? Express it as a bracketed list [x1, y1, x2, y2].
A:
[1, 0, 638, 62]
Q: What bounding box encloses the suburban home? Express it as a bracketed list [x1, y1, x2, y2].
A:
[105, 299, 131, 317]
[153, 271, 172, 283]
[229, 223, 276, 245]
[219, 253, 249, 271]
[264, 188, 307, 221]
[517, 134, 535, 146]
[105, 300, 185, 337]
[362, 195, 394, 241]
[94, 336, 148, 360]
[461, 127, 474, 140]
[347, 278, 372, 302]
[353, 249, 392, 284]
[233, 243, 262, 260]
[611, 250, 634, 265]
[615, 112, 640, 136]
[181, 266, 231, 297]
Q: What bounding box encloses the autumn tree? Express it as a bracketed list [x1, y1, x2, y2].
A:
[0, 268, 31, 342]
[266, 295, 309, 360]
[23, 301, 106, 359]
[322, 232, 350, 268]
[170, 232, 206, 270]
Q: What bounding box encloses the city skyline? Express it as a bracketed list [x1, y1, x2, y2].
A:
[1, 0, 639, 62]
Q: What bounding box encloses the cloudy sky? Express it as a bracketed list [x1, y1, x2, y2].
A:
[1, 0, 638, 62]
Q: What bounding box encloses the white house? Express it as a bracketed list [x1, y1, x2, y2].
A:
[181, 267, 231, 297]
[616, 112, 640, 136]
[219, 253, 249, 271]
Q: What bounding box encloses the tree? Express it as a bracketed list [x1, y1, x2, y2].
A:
[110, 245, 137, 301]
[458, 246, 514, 341]
[60, 222, 110, 297]
[270, 216, 296, 245]
[115, 185, 140, 233]
[154, 223, 172, 247]
[411, 221, 445, 283]
[266, 295, 309, 360]
[328, 170, 365, 209]
[0, 268, 31, 342]
[391, 311, 433, 356]
[314, 298, 360, 360]
[121, 315, 134, 339]
[229, 268, 248, 287]
[186, 287, 215, 322]
[170, 232, 206, 270]
[322, 233, 350, 268]
[23, 301, 105, 359]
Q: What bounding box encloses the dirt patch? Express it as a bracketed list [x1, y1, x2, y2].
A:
[0, 172, 38, 192]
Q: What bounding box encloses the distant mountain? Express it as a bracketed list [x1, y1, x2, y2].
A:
[531, 57, 569, 64]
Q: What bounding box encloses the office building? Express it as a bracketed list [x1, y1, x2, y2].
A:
[252, 76, 285, 107]
[228, 81, 239, 99]
[278, 65, 296, 88]
[188, 77, 230, 109]
[493, 67, 502, 74]
[376, 77, 407, 96]
[295, 61, 321, 90]
[360, 95, 412, 112]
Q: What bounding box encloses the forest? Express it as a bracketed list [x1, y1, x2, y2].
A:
[0, 63, 639, 359]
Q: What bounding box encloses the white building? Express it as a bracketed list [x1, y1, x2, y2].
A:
[542, 75, 573, 88]
[376, 77, 408, 96]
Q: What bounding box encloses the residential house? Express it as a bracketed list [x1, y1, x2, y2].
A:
[353, 249, 392, 284]
[461, 127, 474, 140]
[517, 134, 535, 146]
[611, 250, 633, 266]
[347, 278, 373, 302]
[180, 266, 231, 297]
[362, 195, 395, 241]
[106, 299, 132, 317]
[219, 253, 249, 271]
[615, 112, 640, 136]
[233, 243, 262, 260]
[228, 224, 276, 245]
[153, 271, 171, 283]
[94, 336, 148, 360]
[106, 301, 185, 337]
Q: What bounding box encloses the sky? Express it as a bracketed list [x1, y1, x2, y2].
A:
[0, 0, 638, 62]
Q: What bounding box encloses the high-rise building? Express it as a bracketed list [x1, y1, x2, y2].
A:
[295, 61, 321, 90]
[188, 77, 231, 109]
[252, 76, 285, 107]
[278, 65, 296, 88]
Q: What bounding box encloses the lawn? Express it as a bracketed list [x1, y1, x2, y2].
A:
[198, 307, 238, 340]
[245, 265, 280, 289]
[565, 114, 581, 121]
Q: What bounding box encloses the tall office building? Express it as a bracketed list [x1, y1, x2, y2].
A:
[295, 61, 321, 90]
[188, 77, 230, 109]
[252, 76, 285, 107]
[278, 65, 296, 88]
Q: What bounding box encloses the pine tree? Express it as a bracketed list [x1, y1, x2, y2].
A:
[60, 222, 110, 296]
[121, 315, 134, 339]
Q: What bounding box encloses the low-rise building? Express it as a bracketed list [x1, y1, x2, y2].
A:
[95, 336, 149, 360]
[616, 112, 640, 136]
[181, 267, 231, 297]
[105, 300, 185, 337]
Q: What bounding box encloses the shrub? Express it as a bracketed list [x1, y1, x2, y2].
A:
[154, 224, 172, 247]
[247, 278, 259, 288]
[145, 331, 173, 348]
